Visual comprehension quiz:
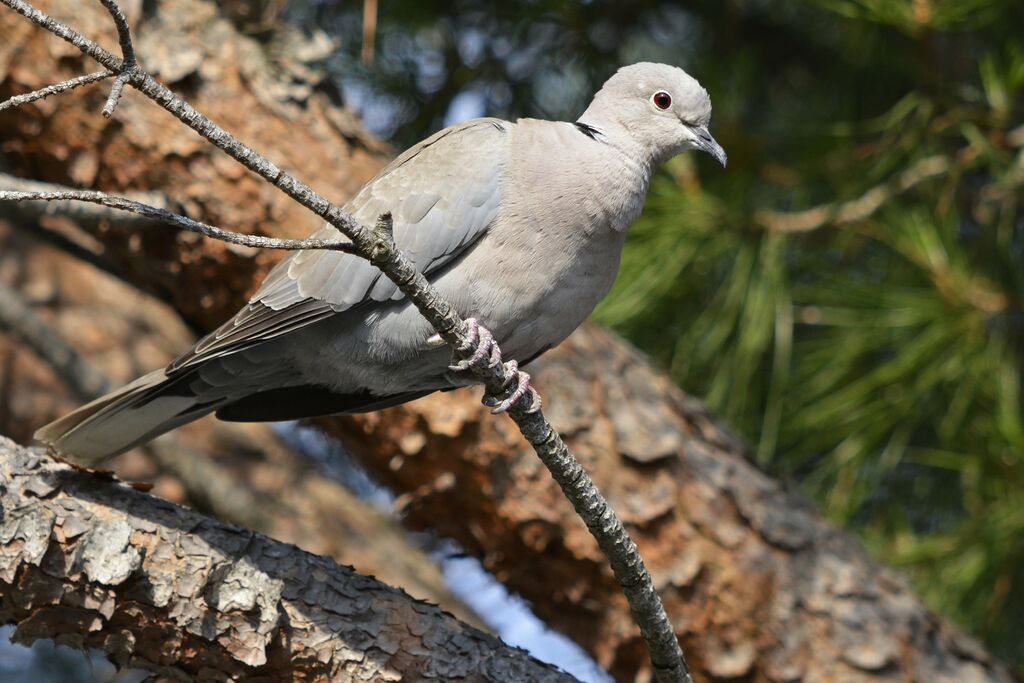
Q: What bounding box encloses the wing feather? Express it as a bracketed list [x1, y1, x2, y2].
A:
[170, 118, 508, 372]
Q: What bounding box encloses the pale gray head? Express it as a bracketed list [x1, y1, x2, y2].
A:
[579, 62, 726, 167]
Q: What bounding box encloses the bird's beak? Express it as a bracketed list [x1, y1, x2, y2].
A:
[693, 125, 727, 168]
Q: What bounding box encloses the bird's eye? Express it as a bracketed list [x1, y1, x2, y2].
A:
[652, 91, 672, 110]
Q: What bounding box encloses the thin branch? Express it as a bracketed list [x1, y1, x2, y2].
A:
[756, 155, 952, 232]
[102, 70, 129, 117]
[0, 172, 167, 226]
[0, 190, 358, 253]
[97, 0, 135, 65]
[97, 0, 135, 117]
[756, 136, 1007, 234]
[0, 1, 692, 679]
[0, 173, 170, 285]
[0, 70, 113, 112]
[362, 0, 377, 64]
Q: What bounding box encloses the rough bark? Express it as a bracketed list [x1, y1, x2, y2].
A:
[0, 436, 571, 682]
[326, 324, 1015, 683]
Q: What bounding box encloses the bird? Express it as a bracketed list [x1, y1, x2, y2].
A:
[36, 62, 726, 464]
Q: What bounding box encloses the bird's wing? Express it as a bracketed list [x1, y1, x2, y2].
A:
[169, 117, 509, 372]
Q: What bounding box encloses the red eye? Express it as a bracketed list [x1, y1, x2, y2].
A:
[653, 91, 672, 110]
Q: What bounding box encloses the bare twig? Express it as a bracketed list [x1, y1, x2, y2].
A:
[0, 172, 167, 226]
[102, 70, 129, 117]
[0, 190, 358, 253]
[0, 70, 113, 112]
[96, 0, 135, 116]
[362, 0, 377, 64]
[0, 173, 166, 284]
[0, 1, 692, 679]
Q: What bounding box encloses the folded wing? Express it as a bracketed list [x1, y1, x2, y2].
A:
[170, 117, 509, 372]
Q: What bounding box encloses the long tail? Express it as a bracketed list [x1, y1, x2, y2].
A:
[34, 367, 224, 465]
[34, 341, 296, 464]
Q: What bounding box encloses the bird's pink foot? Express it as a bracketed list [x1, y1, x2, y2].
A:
[447, 318, 499, 374]
[482, 359, 541, 414]
[446, 318, 541, 414]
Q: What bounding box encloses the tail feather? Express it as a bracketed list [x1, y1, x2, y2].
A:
[35, 368, 220, 465]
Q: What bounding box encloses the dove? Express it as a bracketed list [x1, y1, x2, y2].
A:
[36, 62, 726, 463]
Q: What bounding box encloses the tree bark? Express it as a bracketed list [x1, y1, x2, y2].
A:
[0, 435, 571, 682]
[326, 324, 1015, 683]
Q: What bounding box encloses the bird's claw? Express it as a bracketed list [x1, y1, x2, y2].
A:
[447, 318, 499, 373]
[482, 360, 542, 414]
[447, 318, 541, 414]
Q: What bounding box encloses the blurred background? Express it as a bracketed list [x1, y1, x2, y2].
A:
[1, 0, 1021, 679]
[277, 0, 1023, 667]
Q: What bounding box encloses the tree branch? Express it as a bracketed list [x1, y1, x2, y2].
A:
[754, 134, 1019, 233]
[0, 173, 180, 287]
[0, 189, 358, 253]
[96, 0, 134, 117]
[0, 70, 113, 112]
[0, 173, 168, 226]
[0, 436, 574, 681]
[0, 1, 691, 678]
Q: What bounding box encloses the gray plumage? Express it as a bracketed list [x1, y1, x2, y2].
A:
[37, 62, 726, 462]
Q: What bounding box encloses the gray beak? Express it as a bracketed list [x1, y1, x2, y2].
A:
[694, 125, 727, 168]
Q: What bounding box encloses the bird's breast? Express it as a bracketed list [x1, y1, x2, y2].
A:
[452, 124, 649, 359]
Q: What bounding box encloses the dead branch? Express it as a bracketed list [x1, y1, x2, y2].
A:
[0, 70, 112, 112]
[0, 173, 168, 229]
[0, 188, 358, 253]
[0, 436, 573, 681]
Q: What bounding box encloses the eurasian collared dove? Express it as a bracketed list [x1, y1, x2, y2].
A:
[36, 62, 725, 462]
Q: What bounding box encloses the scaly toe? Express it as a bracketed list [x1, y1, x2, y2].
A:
[485, 362, 535, 414]
[448, 319, 495, 373]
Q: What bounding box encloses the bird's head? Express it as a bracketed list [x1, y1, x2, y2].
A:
[581, 62, 726, 167]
